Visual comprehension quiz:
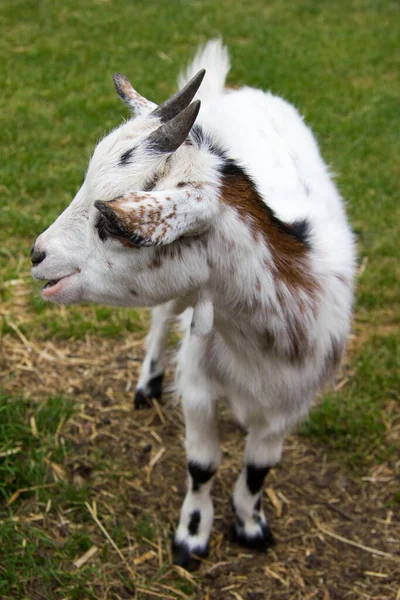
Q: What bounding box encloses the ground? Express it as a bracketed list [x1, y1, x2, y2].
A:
[0, 0, 399, 598]
[0, 314, 399, 599]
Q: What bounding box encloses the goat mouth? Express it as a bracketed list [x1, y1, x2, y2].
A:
[41, 272, 79, 299]
[43, 279, 61, 290]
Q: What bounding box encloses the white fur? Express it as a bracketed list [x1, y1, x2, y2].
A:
[32, 39, 356, 559]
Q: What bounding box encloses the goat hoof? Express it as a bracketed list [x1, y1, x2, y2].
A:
[231, 521, 275, 551]
[147, 372, 164, 399]
[134, 389, 152, 409]
[172, 539, 208, 570]
[134, 373, 164, 409]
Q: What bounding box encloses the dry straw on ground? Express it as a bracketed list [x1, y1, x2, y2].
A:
[0, 278, 399, 599]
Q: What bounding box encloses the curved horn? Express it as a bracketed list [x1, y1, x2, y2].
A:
[146, 100, 201, 154]
[151, 69, 205, 123]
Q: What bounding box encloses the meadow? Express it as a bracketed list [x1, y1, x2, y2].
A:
[0, 0, 399, 598]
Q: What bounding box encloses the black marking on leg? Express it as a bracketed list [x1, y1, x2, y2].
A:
[134, 389, 152, 409]
[188, 462, 216, 492]
[231, 521, 275, 552]
[254, 494, 262, 512]
[230, 496, 244, 528]
[172, 538, 208, 569]
[134, 372, 164, 409]
[246, 464, 270, 495]
[188, 510, 201, 536]
[147, 372, 164, 399]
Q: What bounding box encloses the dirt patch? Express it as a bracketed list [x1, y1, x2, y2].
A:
[1, 327, 399, 599]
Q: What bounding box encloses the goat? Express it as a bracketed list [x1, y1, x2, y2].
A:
[31, 39, 356, 567]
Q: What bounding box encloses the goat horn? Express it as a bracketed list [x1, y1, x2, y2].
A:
[151, 69, 205, 123]
[146, 100, 201, 154]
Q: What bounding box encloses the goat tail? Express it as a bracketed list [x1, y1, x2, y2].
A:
[178, 38, 230, 104]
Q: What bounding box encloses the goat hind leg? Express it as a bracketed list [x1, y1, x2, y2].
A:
[231, 427, 284, 550]
[134, 301, 176, 409]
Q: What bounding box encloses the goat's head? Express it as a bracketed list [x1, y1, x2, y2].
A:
[31, 69, 220, 306]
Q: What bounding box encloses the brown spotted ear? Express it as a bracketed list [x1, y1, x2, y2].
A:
[95, 185, 213, 247]
[113, 73, 157, 115]
[95, 199, 157, 246]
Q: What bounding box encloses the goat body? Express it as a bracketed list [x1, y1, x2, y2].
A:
[31, 40, 356, 567]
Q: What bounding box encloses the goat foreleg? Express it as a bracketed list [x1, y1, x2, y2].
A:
[173, 336, 221, 567]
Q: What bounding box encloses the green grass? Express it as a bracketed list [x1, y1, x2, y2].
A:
[0, 0, 399, 596]
[301, 333, 400, 469]
[0, 394, 99, 598]
[0, 394, 74, 501]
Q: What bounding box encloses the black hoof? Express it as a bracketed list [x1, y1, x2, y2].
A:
[231, 521, 275, 551]
[172, 539, 208, 570]
[134, 373, 164, 409]
[134, 389, 152, 409]
[147, 373, 164, 399]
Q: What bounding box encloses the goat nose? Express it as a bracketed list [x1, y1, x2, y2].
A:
[30, 245, 46, 267]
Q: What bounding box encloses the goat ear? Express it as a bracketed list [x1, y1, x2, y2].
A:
[146, 101, 201, 154]
[113, 73, 157, 115]
[95, 186, 212, 247]
[95, 199, 157, 247]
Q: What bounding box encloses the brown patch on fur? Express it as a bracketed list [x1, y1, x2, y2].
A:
[149, 253, 163, 270]
[118, 237, 136, 248]
[263, 327, 276, 351]
[110, 196, 165, 241]
[274, 277, 318, 362]
[220, 171, 318, 296]
[125, 193, 150, 203]
[165, 207, 177, 219]
[220, 169, 320, 363]
[106, 193, 182, 244]
[286, 314, 309, 362]
[261, 312, 312, 363]
[118, 77, 133, 98]
[149, 242, 185, 269]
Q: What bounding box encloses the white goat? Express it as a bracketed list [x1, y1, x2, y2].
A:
[31, 40, 356, 567]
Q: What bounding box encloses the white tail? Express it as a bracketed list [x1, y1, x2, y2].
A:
[177, 38, 230, 104]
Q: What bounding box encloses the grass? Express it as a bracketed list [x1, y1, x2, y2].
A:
[301, 333, 400, 468]
[0, 0, 399, 597]
[0, 394, 74, 501]
[0, 394, 98, 598]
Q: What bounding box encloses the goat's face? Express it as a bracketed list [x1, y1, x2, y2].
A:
[31, 70, 217, 306]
